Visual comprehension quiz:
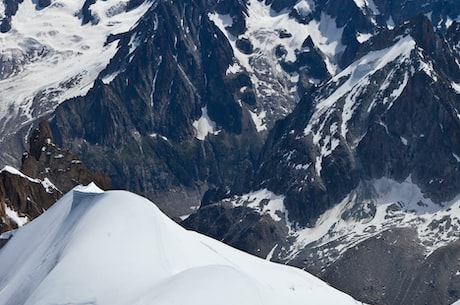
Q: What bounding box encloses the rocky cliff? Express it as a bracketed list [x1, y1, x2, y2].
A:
[0, 121, 110, 234]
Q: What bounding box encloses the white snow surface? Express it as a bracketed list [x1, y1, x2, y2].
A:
[452, 82, 460, 94]
[4, 205, 28, 227]
[192, 106, 220, 140]
[0, 0, 152, 140]
[0, 184, 365, 305]
[230, 0, 345, 74]
[231, 189, 287, 222]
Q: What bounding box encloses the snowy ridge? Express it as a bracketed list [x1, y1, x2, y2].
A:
[0, 0, 152, 141]
[0, 185, 366, 305]
[304, 35, 416, 142]
[1, 165, 40, 183]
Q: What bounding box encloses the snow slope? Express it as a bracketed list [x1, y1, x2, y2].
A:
[0, 184, 365, 305]
[0, 0, 152, 141]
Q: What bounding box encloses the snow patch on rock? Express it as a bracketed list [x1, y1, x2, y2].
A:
[192, 106, 220, 141]
[231, 189, 287, 222]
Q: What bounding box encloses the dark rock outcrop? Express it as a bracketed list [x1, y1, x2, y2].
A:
[0, 121, 111, 234]
[0, 169, 60, 232]
[37, 0, 51, 8]
[50, 0, 262, 218]
[22, 121, 111, 192]
[0, 0, 24, 33]
[182, 202, 289, 258]
[322, 228, 425, 305]
[322, 230, 460, 305]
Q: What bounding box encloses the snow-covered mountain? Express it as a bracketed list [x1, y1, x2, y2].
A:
[184, 11, 460, 305]
[0, 184, 365, 305]
[0, 0, 459, 304]
[0, 0, 458, 216]
[0, 0, 152, 164]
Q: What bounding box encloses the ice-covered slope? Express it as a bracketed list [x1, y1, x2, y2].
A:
[0, 183, 365, 305]
[0, 0, 152, 141]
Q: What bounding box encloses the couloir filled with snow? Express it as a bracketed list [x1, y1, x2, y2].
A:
[0, 183, 365, 305]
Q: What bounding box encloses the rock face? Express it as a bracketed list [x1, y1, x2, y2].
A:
[50, 0, 263, 218]
[0, 169, 60, 232]
[0, 121, 111, 234]
[322, 228, 426, 305]
[182, 200, 290, 258]
[22, 121, 111, 193]
[323, 230, 460, 305]
[250, 15, 460, 228]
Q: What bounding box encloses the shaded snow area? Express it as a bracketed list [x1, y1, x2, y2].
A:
[208, 0, 346, 131]
[0, 0, 152, 140]
[285, 177, 460, 266]
[0, 184, 365, 305]
[192, 106, 220, 140]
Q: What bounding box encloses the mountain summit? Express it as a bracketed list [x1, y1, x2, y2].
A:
[0, 184, 365, 305]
